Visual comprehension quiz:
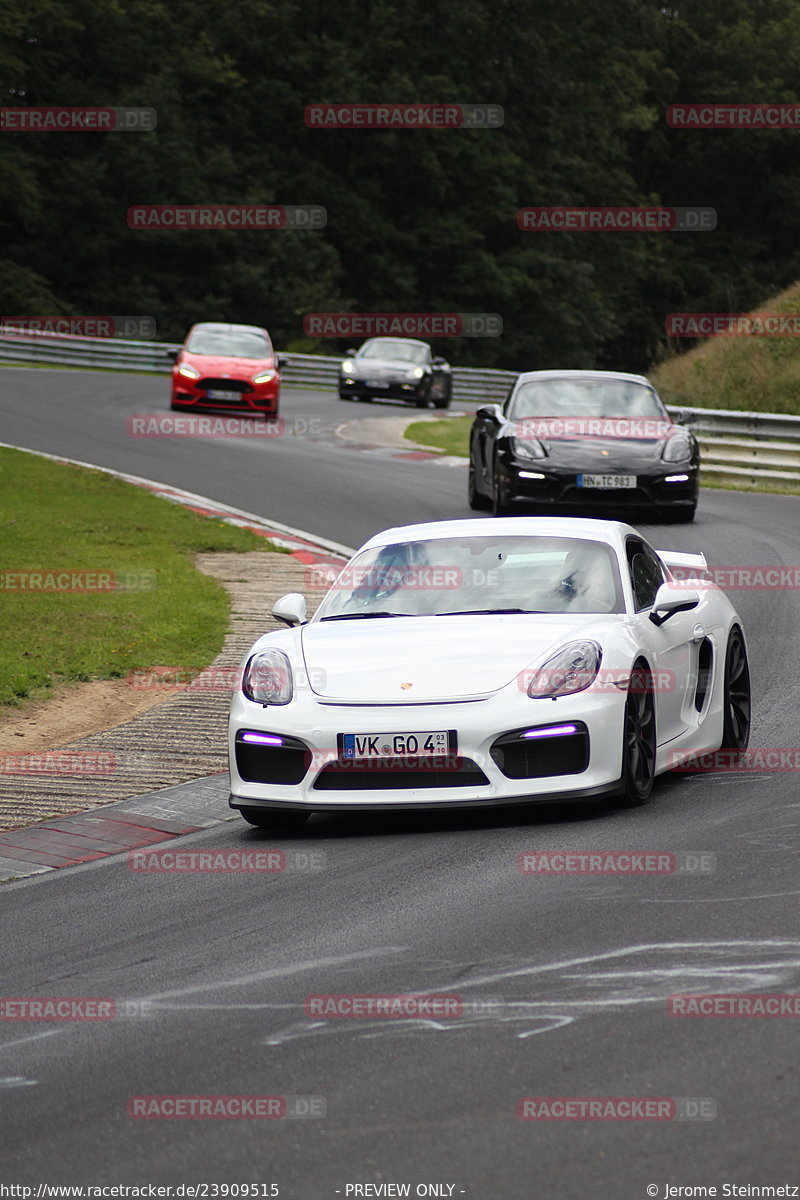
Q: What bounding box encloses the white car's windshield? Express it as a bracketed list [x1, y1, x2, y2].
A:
[510, 379, 664, 420]
[359, 340, 428, 364]
[316, 536, 624, 618]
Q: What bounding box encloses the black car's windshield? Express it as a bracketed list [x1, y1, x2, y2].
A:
[510, 378, 665, 421]
[359, 340, 428, 364]
[316, 535, 625, 618]
[187, 328, 271, 358]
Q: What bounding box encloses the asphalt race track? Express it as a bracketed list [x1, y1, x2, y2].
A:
[2, 367, 800, 1195]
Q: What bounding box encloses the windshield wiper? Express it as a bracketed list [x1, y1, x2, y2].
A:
[435, 607, 543, 616]
[319, 611, 411, 621]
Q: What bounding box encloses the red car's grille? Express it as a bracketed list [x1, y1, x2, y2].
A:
[198, 378, 252, 394]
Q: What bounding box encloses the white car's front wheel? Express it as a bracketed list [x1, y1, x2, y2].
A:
[618, 663, 656, 807]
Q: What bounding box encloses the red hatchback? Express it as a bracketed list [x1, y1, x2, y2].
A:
[169, 322, 283, 417]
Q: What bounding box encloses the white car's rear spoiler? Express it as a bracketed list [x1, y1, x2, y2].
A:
[657, 549, 710, 579]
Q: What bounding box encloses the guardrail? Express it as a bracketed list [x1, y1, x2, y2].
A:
[669, 404, 800, 489]
[0, 331, 798, 485]
[0, 332, 516, 404]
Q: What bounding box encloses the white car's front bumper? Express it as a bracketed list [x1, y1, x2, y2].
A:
[228, 685, 628, 811]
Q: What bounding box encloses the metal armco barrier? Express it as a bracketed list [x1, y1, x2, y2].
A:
[1, 331, 798, 485]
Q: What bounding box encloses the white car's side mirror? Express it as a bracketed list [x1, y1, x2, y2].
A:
[649, 583, 700, 627]
[272, 593, 307, 627]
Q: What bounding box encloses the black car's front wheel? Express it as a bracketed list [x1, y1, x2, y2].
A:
[720, 627, 751, 754]
[492, 461, 511, 516]
[468, 462, 491, 510]
[617, 663, 656, 806]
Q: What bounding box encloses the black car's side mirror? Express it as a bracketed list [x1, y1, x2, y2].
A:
[276, 356, 286, 370]
[345, 348, 357, 357]
[476, 404, 503, 422]
[166, 348, 179, 362]
[432, 356, 447, 367]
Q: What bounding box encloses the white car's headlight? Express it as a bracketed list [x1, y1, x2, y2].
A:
[511, 437, 547, 460]
[341, 360, 355, 374]
[662, 434, 692, 462]
[242, 649, 293, 705]
[252, 369, 277, 383]
[177, 363, 200, 379]
[527, 640, 602, 698]
[410, 367, 425, 379]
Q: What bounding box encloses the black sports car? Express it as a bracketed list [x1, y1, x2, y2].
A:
[468, 369, 699, 521]
[338, 337, 452, 407]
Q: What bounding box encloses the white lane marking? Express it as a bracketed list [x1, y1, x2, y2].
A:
[259, 939, 800, 1045]
[0, 1029, 63, 1052]
[133, 947, 407, 1005]
[0, 1076, 38, 1087]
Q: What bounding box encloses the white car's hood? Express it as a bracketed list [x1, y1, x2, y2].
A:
[300, 614, 619, 702]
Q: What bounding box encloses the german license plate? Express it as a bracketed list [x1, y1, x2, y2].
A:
[341, 730, 449, 759]
[577, 473, 636, 489]
[206, 389, 241, 400]
[365, 379, 388, 388]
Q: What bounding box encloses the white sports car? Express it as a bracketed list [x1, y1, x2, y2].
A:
[228, 518, 750, 828]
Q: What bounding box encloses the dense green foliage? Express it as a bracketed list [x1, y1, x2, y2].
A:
[3, 0, 800, 371]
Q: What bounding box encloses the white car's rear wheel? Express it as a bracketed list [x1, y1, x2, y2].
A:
[720, 627, 751, 755]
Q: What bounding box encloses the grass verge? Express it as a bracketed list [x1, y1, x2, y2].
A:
[0, 447, 284, 708]
[651, 279, 800, 414]
[405, 417, 470, 457]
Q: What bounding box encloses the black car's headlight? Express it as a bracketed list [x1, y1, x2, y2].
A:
[661, 434, 693, 462]
[527, 641, 602, 698]
[242, 650, 293, 705]
[511, 437, 547, 460]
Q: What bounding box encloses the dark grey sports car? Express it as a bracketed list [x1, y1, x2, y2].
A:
[468, 370, 699, 521]
[338, 337, 452, 407]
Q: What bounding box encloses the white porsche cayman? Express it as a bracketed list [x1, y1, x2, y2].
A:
[228, 518, 750, 828]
